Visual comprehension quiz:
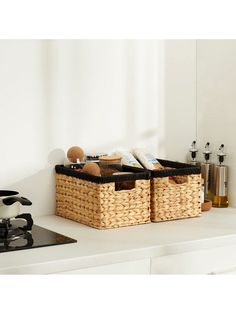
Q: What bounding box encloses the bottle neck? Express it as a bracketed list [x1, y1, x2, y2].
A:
[218, 163, 225, 167]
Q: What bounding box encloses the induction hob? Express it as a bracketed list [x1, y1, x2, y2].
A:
[0, 214, 77, 253]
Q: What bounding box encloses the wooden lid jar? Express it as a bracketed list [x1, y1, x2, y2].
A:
[99, 155, 122, 165]
[99, 155, 122, 176]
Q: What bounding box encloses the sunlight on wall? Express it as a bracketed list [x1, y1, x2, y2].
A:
[0, 40, 196, 216]
[46, 40, 163, 156]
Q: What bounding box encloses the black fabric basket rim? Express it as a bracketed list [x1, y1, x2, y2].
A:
[55, 164, 150, 184]
[55, 159, 200, 183]
[151, 159, 201, 178]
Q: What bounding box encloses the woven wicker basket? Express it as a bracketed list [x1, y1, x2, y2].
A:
[55, 165, 151, 229]
[150, 159, 201, 222]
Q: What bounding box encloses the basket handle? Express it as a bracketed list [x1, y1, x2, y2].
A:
[167, 176, 190, 185]
[115, 180, 136, 191]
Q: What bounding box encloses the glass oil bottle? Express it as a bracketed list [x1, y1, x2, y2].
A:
[201, 142, 214, 200]
[212, 144, 229, 208]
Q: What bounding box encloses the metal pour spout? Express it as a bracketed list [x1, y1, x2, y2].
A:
[217, 144, 226, 165]
[189, 140, 198, 161]
[203, 142, 212, 162]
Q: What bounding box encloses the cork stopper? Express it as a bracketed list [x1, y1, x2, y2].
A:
[82, 163, 101, 176]
[67, 146, 84, 163]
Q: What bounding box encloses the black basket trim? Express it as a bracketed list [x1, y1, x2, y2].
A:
[55, 164, 150, 183]
[150, 159, 201, 178]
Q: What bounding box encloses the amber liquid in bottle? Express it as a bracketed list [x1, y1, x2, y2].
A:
[212, 163, 228, 208]
[212, 144, 229, 208]
[212, 195, 229, 208]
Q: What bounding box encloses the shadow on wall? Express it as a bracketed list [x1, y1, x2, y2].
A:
[6, 149, 65, 217]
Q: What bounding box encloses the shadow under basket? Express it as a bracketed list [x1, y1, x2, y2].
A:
[55, 165, 151, 229]
[150, 159, 202, 222]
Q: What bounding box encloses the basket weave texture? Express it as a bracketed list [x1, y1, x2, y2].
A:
[56, 173, 150, 229]
[150, 174, 201, 222]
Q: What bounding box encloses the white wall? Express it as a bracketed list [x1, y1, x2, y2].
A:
[0, 40, 196, 216]
[197, 40, 236, 206]
[47, 40, 196, 159]
[47, 40, 161, 154]
[0, 41, 49, 184]
[162, 40, 196, 162]
[0, 40, 54, 216]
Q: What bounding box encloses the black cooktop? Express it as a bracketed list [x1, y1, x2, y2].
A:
[0, 221, 77, 254]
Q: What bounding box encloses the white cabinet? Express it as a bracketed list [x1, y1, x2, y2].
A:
[55, 244, 236, 275]
[57, 258, 151, 274]
[151, 244, 236, 274]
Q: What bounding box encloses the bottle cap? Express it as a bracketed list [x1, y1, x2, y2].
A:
[203, 142, 212, 162]
[189, 141, 198, 160]
[217, 144, 226, 164]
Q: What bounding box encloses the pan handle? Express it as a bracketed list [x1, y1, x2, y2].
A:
[0, 190, 19, 197]
[2, 196, 32, 206]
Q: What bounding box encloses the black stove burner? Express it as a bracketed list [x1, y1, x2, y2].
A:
[0, 213, 33, 240]
[1, 231, 34, 251]
[0, 213, 77, 253]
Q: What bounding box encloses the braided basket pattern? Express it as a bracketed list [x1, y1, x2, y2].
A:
[150, 174, 201, 222]
[56, 173, 150, 229]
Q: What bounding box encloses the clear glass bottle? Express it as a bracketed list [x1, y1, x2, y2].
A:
[201, 142, 214, 200]
[212, 144, 229, 208]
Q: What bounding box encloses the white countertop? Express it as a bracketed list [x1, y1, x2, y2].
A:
[1, 207, 236, 274]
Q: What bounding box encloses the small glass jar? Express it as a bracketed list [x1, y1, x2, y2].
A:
[99, 155, 122, 176]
